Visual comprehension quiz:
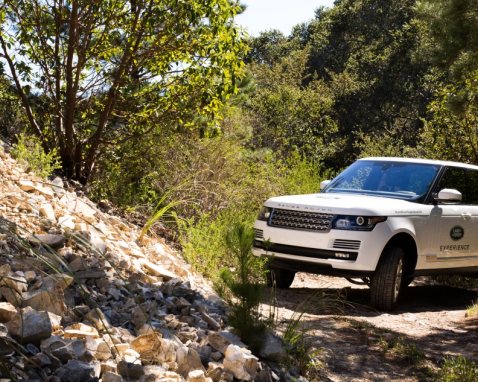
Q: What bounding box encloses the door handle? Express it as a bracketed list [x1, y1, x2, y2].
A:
[461, 212, 472, 220]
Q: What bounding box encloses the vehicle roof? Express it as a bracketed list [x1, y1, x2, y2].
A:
[358, 157, 478, 170]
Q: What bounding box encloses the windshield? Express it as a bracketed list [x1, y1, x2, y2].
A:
[324, 160, 440, 202]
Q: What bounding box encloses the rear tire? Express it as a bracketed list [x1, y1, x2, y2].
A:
[267, 267, 295, 289]
[370, 246, 404, 310]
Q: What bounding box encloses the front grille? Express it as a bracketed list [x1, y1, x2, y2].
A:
[253, 228, 264, 240]
[333, 239, 361, 251]
[269, 208, 333, 232]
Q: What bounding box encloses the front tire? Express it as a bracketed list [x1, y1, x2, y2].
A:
[370, 246, 404, 310]
[267, 267, 295, 289]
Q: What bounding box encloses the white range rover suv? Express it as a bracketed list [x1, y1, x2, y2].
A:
[253, 157, 478, 310]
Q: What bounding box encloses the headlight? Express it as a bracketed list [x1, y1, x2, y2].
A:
[258, 206, 272, 221]
[332, 216, 387, 231]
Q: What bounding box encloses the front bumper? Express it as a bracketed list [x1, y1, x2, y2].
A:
[252, 220, 392, 272]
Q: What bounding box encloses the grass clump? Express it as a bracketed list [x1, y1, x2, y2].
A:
[466, 301, 478, 318]
[440, 356, 478, 382]
[378, 336, 425, 364]
[11, 133, 61, 178]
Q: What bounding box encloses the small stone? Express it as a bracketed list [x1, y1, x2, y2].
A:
[6, 307, 52, 344]
[22, 288, 66, 316]
[40, 203, 56, 221]
[54, 359, 97, 382]
[140, 259, 178, 280]
[28, 234, 66, 249]
[64, 323, 99, 339]
[207, 331, 246, 354]
[223, 345, 258, 381]
[117, 360, 144, 379]
[0, 302, 17, 323]
[187, 370, 211, 382]
[177, 346, 204, 377]
[258, 331, 286, 362]
[85, 337, 112, 361]
[58, 215, 76, 230]
[102, 371, 123, 382]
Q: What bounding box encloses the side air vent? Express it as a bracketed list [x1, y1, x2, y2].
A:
[333, 239, 361, 251]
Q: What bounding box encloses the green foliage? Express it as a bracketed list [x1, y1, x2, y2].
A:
[245, 0, 432, 169]
[176, 144, 326, 277]
[415, 0, 478, 81]
[11, 133, 61, 178]
[1, 0, 246, 182]
[419, 71, 478, 163]
[440, 356, 478, 382]
[214, 222, 267, 351]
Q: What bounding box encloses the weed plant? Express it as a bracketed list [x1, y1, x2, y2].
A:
[440, 356, 478, 382]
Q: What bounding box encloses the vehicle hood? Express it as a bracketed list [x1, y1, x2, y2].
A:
[265, 193, 429, 216]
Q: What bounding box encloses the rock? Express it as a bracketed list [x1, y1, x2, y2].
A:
[0, 302, 17, 323]
[207, 331, 246, 354]
[102, 371, 123, 382]
[58, 215, 76, 230]
[130, 333, 162, 362]
[51, 177, 66, 195]
[199, 311, 221, 331]
[6, 307, 52, 344]
[22, 288, 67, 316]
[85, 308, 111, 331]
[28, 234, 67, 249]
[64, 323, 100, 339]
[140, 259, 178, 280]
[187, 370, 212, 382]
[131, 306, 148, 329]
[85, 337, 112, 361]
[258, 331, 286, 362]
[41, 336, 87, 363]
[223, 345, 258, 381]
[18, 180, 35, 192]
[40, 203, 57, 221]
[54, 359, 98, 382]
[177, 346, 204, 377]
[47, 312, 63, 331]
[117, 360, 144, 379]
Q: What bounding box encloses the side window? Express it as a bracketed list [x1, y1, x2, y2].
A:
[436, 167, 478, 205]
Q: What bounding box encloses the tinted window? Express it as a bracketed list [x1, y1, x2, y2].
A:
[435, 167, 478, 205]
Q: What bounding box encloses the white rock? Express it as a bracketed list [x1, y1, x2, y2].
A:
[58, 215, 76, 229]
[223, 344, 258, 381]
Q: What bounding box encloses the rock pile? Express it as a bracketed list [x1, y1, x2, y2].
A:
[0, 142, 282, 381]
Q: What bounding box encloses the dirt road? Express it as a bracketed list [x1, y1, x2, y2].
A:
[267, 273, 478, 381]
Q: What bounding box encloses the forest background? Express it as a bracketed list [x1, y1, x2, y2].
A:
[0, 0, 477, 275]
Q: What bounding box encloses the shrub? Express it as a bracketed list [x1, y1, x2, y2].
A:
[11, 133, 61, 178]
[214, 222, 267, 352]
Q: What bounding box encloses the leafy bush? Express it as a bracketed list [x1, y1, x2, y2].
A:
[11, 133, 61, 178]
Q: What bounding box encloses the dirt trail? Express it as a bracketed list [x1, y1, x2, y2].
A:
[268, 273, 478, 381]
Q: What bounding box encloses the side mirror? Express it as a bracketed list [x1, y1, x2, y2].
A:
[320, 180, 331, 190]
[435, 188, 462, 202]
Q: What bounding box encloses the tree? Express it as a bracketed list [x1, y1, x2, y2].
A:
[304, 0, 431, 162]
[416, 0, 478, 81]
[0, 0, 246, 183]
[420, 71, 478, 163]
